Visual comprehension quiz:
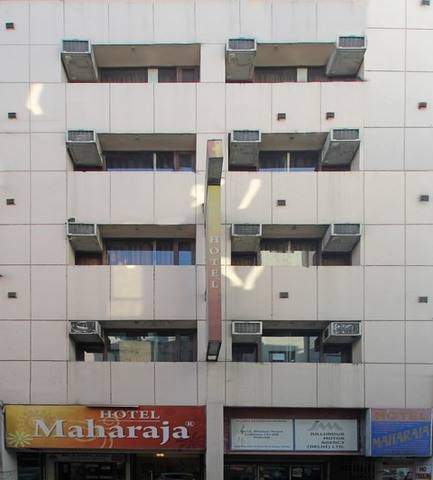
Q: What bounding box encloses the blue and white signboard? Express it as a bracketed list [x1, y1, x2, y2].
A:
[368, 409, 432, 457]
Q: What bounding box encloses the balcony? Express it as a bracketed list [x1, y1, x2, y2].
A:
[225, 266, 363, 321]
[67, 265, 203, 321]
[225, 362, 365, 408]
[225, 36, 366, 82]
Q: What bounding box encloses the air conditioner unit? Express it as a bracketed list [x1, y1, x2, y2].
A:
[61, 39, 98, 82]
[66, 130, 103, 168]
[230, 130, 261, 169]
[232, 321, 263, 343]
[66, 222, 103, 252]
[322, 223, 361, 253]
[326, 36, 367, 77]
[226, 38, 257, 81]
[321, 129, 360, 166]
[231, 224, 262, 253]
[69, 321, 103, 344]
[322, 321, 361, 344]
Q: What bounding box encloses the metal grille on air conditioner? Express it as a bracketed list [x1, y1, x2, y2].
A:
[232, 224, 262, 237]
[227, 39, 256, 51]
[332, 129, 360, 141]
[69, 321, 103, 344]
[67, 223, 97, 236]
[62, 40, 90, 53]
[232, 321, 263, 335]
[333, 224, 361, 235]
[67, 130, 95, 142]
[232, 130, 261, 143]
[338, 36, 366, 48]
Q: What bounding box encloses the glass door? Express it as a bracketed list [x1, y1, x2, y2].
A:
[290, 465, 322, 480]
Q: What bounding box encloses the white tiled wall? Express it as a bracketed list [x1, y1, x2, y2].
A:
[0, 0, 432, 415]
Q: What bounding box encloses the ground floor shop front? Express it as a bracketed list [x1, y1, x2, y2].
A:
[3, 405, 433, 480]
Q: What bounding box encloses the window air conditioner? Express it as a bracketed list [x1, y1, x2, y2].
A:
[326, 35, 367, 77]
[322, 322, 361, 344]
[321, 129, 360, 166]
[66, 222, 103, 252]
[69, 321, 103, 344]
[232, 321, 263, 343]
[322, 224, 361, 253]
[226, 38, 257, 81]
[230, 130, 261, 169]
[61, 39, 98, 82]
[231, 224, 262, 253]
[66, 130, 103, 168]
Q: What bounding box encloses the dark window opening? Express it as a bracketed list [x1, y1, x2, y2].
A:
[231, 253, 258, 266]
[254, 67, 297, 83]
[105, 151, 195, 172]
[290, 151, 319, 171]
[158, 67, 200, 83]
[99, 67, 148, 83]
[75, 252, 103, 266]
[106, 239, 195, 266]
[17, 453, 43, 480]
[258, 151, 287, 171]
[321, 253, 352, 266]
[105, 151, 154, 171]
[232, 343, 258, 362]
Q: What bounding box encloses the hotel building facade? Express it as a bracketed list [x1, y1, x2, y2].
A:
[1, 1, 433, 480]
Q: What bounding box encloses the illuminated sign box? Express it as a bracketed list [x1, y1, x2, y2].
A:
[367, 409, 432, 457]
[5, 405, 206, 450]
[230, 418, 358, 452]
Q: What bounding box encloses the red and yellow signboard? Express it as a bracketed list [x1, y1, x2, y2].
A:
[5, 405, 206, 450]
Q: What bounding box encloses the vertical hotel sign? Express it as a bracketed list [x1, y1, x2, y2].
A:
[205, 140, 223, 361]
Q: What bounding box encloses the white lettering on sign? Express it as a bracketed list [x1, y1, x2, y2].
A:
[231, 419, 294, 451]
[294, 419, 358, 451]
[34, 419, 190, 446]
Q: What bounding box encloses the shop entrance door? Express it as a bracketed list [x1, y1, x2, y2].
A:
[56, 462, 125, 480]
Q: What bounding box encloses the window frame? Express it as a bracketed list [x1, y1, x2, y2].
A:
[75, 329, 197, 362]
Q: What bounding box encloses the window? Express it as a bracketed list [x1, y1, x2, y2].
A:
[258, 151, 288, 171]
[290, 151, 319, 171]
[99, 67, 148, 83]
[106, 239, 195, 266]
[232, 343, 258, 362]
[76, 330, 196, 362]
[254, 67, 297, 83]
[105, 151, 195, 172]
[105, 151, 154, 171]
[232, 331, 353, 363]
[158, 67, 200, 83]
[75, 253, 102, 265]
[231, 253, 258, 266]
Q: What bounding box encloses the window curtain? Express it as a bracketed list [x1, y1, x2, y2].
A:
[99, 67, 148, 83]
[254, 67, 297, 83]
[105, 151, 153, 171]
[107, 239, 153, 265]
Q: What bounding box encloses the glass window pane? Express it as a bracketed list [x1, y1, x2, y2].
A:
[158, 68, 177, 83]
[107, 334, 153, 362]
[156, 152, 175, 170]
[155, 239, 174, 265]
[178, 152, 194, 171]
[107, 240, 153, 265]
[105, 151, 153, 171]
[178, 240, 193, 265]
[180, 335, 195, 361]
[254, 67, 297, 83]
[259, 151, 288, 171]
[99, 67, 148, 83]
[261, 336, 318, 363]
[290, 151, 319, 171]
[180, 68, 199, 82]
[151, 333, 178, 361]
[232, 343, 258, 362]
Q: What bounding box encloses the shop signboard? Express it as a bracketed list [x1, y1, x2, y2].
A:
[5, 405, 206, 450]
[230, 418, 358, 452]
[416, 465, 432, 480]
[368, 409, 432, 457]
[231, 419, 294, 451]
[294, 419, 358, 452]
